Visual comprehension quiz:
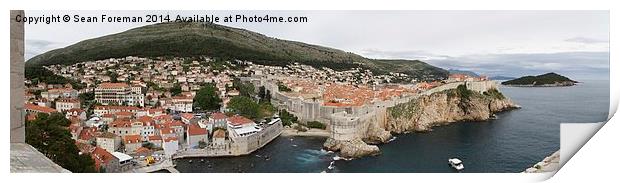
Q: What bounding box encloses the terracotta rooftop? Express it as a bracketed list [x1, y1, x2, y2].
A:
[210, 112, 228, 120]
[188, 123, 208, 136]
[227, 115, 253, 126]
[123, 135, 141, 144]
[213, 129, 226, 139]
[98, 82, 129, 89]
[24, 103, 56, 114]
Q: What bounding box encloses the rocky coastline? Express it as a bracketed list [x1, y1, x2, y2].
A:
[324, 87, 519, 159]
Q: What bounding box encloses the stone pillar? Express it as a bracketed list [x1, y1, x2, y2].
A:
[10, 10, 25, 143]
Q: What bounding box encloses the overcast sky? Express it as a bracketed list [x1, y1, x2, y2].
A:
[24, 10, 609, 80]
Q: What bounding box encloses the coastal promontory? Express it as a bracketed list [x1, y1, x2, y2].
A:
[501, 72, 577, 87]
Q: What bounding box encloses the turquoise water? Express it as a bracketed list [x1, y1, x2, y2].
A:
[175, 80, 609, 173]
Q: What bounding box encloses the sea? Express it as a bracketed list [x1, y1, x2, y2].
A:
[174, 80, 610, 173]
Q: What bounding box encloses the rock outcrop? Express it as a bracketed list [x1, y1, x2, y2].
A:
[324, 85, 518, 159]
[386, 87, 518, 132]
[323, 138, 381, 158]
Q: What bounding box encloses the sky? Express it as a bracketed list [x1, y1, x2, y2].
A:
[24, 10, 609, 80]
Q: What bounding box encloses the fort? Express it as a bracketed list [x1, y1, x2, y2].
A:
[172, 120, 283, 158]
[243, 75, 500, 142]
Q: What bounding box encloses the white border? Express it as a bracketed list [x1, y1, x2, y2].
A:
[2, 1, 617, 183]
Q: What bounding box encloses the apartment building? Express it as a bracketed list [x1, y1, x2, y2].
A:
[95, 82, 144, 107]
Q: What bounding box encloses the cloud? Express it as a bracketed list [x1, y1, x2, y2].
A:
[425, 52, 609, 80]
[360, 49, 452, 61]
[564, 37, 608, 44]
[25, 39, 64, 60]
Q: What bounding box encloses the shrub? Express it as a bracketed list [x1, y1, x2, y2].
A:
[306, 121, 326, 129]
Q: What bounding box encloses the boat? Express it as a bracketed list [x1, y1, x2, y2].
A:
[188, 160, 193, 163]
[448, 158, 464, 171]
[327, 161, 335, 170]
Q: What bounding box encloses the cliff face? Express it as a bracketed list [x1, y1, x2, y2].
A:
[385, 88, 518, 133]
[324, 86, 518, 159]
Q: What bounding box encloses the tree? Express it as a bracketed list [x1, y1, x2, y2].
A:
[26, 112, 97, 173]
[227, 96, 260, 120]
[232, 78, 255, 97]
[279, 109, 298, 126]
[170, 83, 182, 96]
[194, 84, 222, 111]
[198, 140, 207, 149]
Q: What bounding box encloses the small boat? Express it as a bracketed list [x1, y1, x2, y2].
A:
[255, 154, 262, 158]
[292, 144, 298, 147]
[200, 159, 205, 163]
[327, 161, 335, 170]
[188, 160, 193, 163]
[264, 156, 270, 161]
[448, 158, 464, 171]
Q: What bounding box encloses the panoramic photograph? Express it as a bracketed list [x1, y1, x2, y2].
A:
[10, 10, 609, 173]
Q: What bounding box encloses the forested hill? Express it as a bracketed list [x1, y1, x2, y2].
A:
[501, 72, 577, 86]
[26, 22, 448, 81]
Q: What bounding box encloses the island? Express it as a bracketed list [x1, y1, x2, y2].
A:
[501, 72, 577, 87]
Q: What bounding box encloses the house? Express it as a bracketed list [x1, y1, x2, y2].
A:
[227, 115, 259, 137]
[187, 123, 208, 148]
[163, 137, 179, 156]
[136, 116, 155, 140]
[147, 135, 163, 148]
[209, 112, 228, 131]
[77, 127, 97, 144]
[24, 103, 56, 118]
[95, 82, 144, 107]
[108, 119, 135, 136]
[212, 129, 227, 146]
[55, 98, 81, 112]
[180, 113, 194, 124]
[168, 96, 193, 112]
[123, 134, 142, 153]
[91, 147, 121, 173]
[110, 152, 133, 172]
[115, 111, 134, 119]
[41, 88, 78, 101]
[95, 132, 121, 153]
[65, 108, 87, 121]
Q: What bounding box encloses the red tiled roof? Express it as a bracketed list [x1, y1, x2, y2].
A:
[168, 120, 185, 127]
[79, 127, 97, 141]
[109, 119, 132, 128]
[164, 137, 178, 142]
[160, 127, 175, 135]
[147, 135, 162, 141]
[92, 147, 115, 165]
[188, 123, 208, 136]
[94, 105, 140, 111]
[137, 116, 154, 125]
[99, 82, 129, 89]
[123, 135, 141, 144]
[227, 115, 253, 126]
[25, 103, 56, 114]
[180, 113, 194, 120]
[135, 147, 152, 154]
[210, 112, 227, 120]
[56, 98, 80, 103]
[115, 111, 133, 116]
[213, 129, 226, 139]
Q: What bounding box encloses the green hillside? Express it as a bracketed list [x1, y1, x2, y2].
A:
[26, 22, 447, 81]
[501, 72, 577, 86]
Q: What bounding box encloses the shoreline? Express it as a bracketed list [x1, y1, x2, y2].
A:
[523, 150, 560, 173]
[281, 127, 330, 138]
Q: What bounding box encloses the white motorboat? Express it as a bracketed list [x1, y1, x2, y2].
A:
[448, 158, 464, 171]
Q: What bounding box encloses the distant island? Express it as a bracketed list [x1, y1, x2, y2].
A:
[501, 72, 577, 87]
